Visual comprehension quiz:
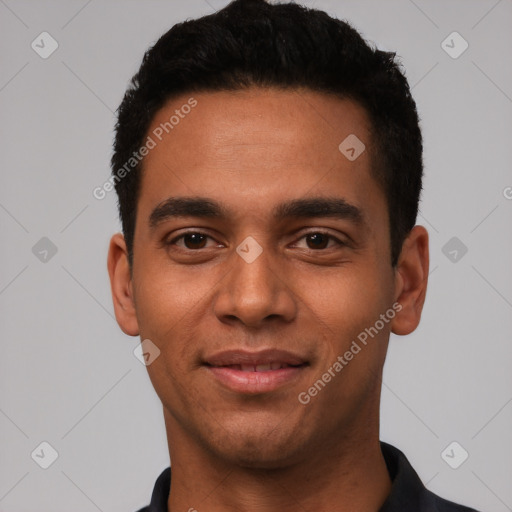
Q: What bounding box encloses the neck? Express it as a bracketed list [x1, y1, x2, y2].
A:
[164, 409, 392, 512]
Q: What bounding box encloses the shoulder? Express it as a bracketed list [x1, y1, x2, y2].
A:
[380, 442, 481, 512]
[431, 492, 481, 512]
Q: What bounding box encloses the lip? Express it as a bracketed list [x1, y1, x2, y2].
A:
[204, 349, 308, 394]
[205, 348, 307, 367]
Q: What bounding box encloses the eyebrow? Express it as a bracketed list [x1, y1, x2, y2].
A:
[274, 197, 364, 225]
[149, 197, 227, 229]
[149, 196, 365, 229]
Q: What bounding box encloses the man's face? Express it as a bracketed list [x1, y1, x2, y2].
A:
[126, 88, 400, 467]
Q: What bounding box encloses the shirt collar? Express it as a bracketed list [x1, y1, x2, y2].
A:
[142, 442, 476, 512]
[379, 441, 433, 511]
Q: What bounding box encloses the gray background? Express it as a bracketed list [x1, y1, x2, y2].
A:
[1, 0, 511, 510]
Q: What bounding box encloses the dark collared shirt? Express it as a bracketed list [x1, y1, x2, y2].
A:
[136, 442, 480, 512]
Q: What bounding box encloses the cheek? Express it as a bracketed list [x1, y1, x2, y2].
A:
[307, 281, 392, 405]
[293, 272, 392, 431]
[132, 265, 210, 408]
[134, 255, 209, 328]
[131, 261, 214, 379]
[307, 264, 388, 317]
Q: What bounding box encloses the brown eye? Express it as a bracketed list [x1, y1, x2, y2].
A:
[165, 230, 224, 253]
[305, 233, 330, 249]
[181, 233, 208, 249]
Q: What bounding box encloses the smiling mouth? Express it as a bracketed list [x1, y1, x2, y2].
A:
[203, 349, 309, 393]
[202, 347, 310, 392]
[210, 362, 304, 372]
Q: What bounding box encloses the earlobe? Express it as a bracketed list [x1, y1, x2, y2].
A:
[107, 233, 140, 336]
[391, 225, 429, 336]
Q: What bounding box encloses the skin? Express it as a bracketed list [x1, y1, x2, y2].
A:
[108, 87, 429, 512]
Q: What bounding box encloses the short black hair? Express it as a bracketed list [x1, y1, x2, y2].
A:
[111, 0, 423, 267]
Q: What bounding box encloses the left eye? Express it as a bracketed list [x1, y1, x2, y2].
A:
[295, 232, 343, 250]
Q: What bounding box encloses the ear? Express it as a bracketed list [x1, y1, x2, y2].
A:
[107, 233, 139, 336]
[391, 225, 429, 336]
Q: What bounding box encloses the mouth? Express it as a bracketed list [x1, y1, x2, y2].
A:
[203, 349, 308, 394]
[215, 362, 303, 372]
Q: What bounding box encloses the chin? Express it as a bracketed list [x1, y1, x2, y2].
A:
[223, 444, 301, 470]
[207, 421, 307, 470]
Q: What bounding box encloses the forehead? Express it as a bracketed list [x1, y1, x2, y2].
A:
[137, 87, 384, 224]
[145, 87, 373, 167]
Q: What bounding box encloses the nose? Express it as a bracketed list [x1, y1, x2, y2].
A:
[212, 243, 297, 329]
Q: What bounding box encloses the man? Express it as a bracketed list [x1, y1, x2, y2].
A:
[107, 0, 480, 510]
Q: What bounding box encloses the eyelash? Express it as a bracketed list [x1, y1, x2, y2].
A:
[165, 230, 347, 250]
